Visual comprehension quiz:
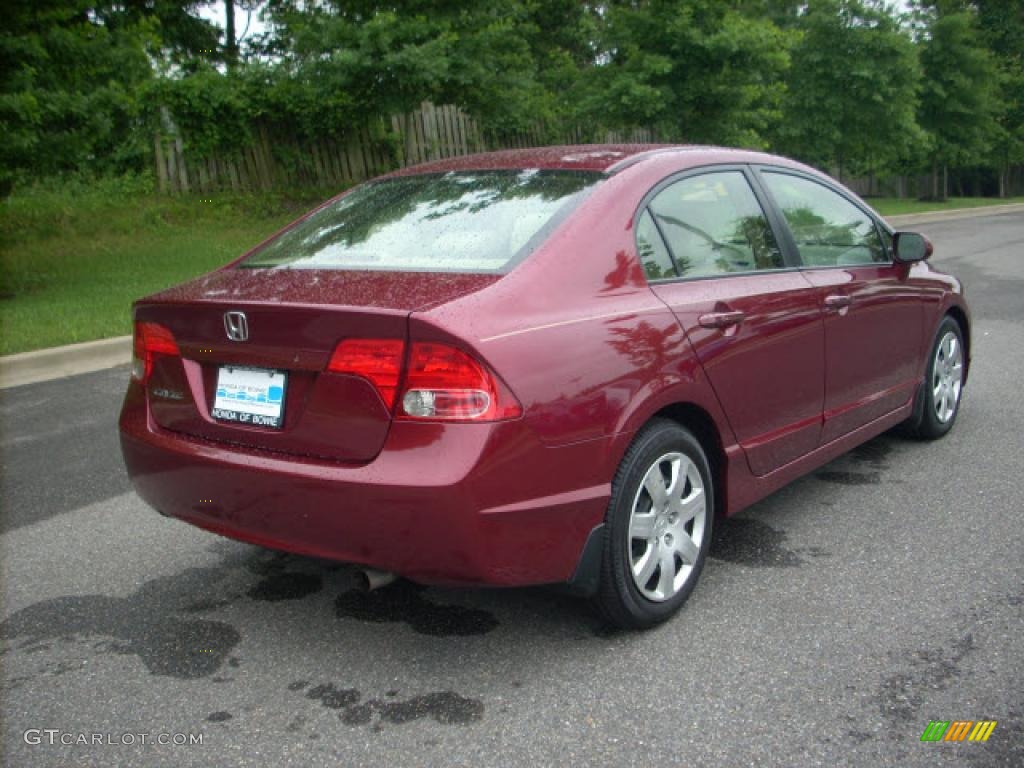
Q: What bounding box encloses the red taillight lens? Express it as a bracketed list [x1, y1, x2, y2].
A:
[325, 338, 522, 421]
[132, 322, 180, 384]
[398, 342, 522, 421]
[326, 338, 405, 408]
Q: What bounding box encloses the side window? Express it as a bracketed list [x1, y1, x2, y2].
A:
[636, 209, 677, 280]
[648, 171, 785, 278]
[762, 172, 886, 267]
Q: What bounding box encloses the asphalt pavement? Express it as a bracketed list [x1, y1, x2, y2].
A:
[1, 213, 1022, 767]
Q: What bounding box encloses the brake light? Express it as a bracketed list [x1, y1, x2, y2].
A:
[132, 322, 180, 384]
[325, 338, 522, 421]
[398, 342, 522, 421]
[327, 339, 405, 408]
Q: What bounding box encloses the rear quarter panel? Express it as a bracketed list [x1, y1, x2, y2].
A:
[417, 158, 746, 480]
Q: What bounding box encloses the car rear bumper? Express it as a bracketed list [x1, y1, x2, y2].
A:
[119, 385, 612, 587]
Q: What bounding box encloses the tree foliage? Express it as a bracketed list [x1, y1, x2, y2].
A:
[1, 0, 1023, 194]
[260, 1, 547, 130]
[973, 0, 1024, 192]
[777, 0, 922, 179]
[1, 1, 154, 181]
[585, 0, 792, 147]
[0, 0, 222, 187]
[919, 5, 999, 174]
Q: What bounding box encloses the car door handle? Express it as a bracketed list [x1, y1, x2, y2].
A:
[823, 294, 853, 311]
[698, 310, 746, 329]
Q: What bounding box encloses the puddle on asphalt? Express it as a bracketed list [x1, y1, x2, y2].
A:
[343, 691, 484, 726]
[815, 436, 894, 486]
[711, 518, 830, 567]
[248, 572, 323, 602]
[335, 581, 499, 636]
[0, 550, 330, 684]
[0, 582, 240, 679]
[0, 542, 492, 699]
[851, 438, 893, 468]
[291, 680, 483, 728]
[815, 470, 881, 486]
[307, 683, 360, 709]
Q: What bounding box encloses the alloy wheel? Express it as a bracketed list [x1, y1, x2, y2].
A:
[627, 452, 707, 602]
[932, 331, 963, 424]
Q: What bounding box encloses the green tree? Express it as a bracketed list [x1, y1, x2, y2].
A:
[0, 0, 224, 189]
[0, 1, 155, 186]
[974, 0, 1024, 196]
[260, 0, 546, 140]
[516, 0, 602, 136]
[918, 4, 999, 198]
[734, 0, 805, 28]
[776, 0, 922, 182]
[109, 1, 221, 67]
[583, 0, 792, 147]
[215, 1, 264, 69]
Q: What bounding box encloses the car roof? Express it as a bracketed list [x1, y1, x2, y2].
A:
[385, 143, 804, 177]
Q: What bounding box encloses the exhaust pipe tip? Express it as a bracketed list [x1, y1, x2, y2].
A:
[357, 568, 398, 592]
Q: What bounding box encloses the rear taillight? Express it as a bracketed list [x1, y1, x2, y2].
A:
[326, 339, 405, 408]
[399, 342, 521, 421]
[132, 322, 180, 384]
[325, 338, 521, 422]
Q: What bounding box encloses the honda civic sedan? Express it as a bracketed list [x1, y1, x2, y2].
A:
[119, 144, 970, 628]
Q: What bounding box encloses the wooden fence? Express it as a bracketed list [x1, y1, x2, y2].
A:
[154, 102, 657, 195]
[840, 168, 1024, 200]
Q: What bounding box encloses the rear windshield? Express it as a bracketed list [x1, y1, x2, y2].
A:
[239, 169, 604, 273]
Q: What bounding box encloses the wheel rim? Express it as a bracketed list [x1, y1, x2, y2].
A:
[628, 452, 707, 602]
[932, 331, 963, 424]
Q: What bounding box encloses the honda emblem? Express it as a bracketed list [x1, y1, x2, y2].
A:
[224, 311, 249, 342]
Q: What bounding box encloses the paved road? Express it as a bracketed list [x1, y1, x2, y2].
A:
[2, 214, 1021, 767]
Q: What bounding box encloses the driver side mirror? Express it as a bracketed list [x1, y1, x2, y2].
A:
[893, 231, 933, 263]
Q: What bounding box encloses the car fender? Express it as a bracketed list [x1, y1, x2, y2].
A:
[606, 345, 740, 476]
[937, 292, 971, 383]
[917, 289, 971, 384]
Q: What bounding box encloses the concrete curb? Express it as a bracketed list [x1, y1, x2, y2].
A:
[885, 202, 1024, 228]
[0, 335, 131, 390]
[1, 202, 1021, 390]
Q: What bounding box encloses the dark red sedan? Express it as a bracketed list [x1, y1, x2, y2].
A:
[120, 145, 970, 628]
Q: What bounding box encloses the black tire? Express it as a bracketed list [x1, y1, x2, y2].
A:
[593, 419, 714, 629]
[903, 316, 966, 440]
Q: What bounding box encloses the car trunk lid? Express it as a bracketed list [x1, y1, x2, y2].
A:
[136, 268, 499, 462]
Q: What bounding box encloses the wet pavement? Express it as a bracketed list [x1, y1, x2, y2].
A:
[2, 213, 1021, 766]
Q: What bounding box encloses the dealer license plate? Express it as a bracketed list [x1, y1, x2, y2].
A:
[211, 366, 286, 429]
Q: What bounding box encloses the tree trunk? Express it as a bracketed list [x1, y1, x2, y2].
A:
[224, 1, 238, 68]
[931, 160, 939, 200]
[942, 164, 948, 201]
[1000, 151, 1008, 198]
[403, 111, 414, 167]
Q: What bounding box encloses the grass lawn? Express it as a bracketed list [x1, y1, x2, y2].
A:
[1, 178, 1020, 356]
[1, 179, 321, 355]
[869, 196, 1024, 216]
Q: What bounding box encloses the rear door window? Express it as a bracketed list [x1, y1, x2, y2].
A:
[647, 171, 785, 278]
[241, 170, 604, 273]
[636, 209, 677, 280]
